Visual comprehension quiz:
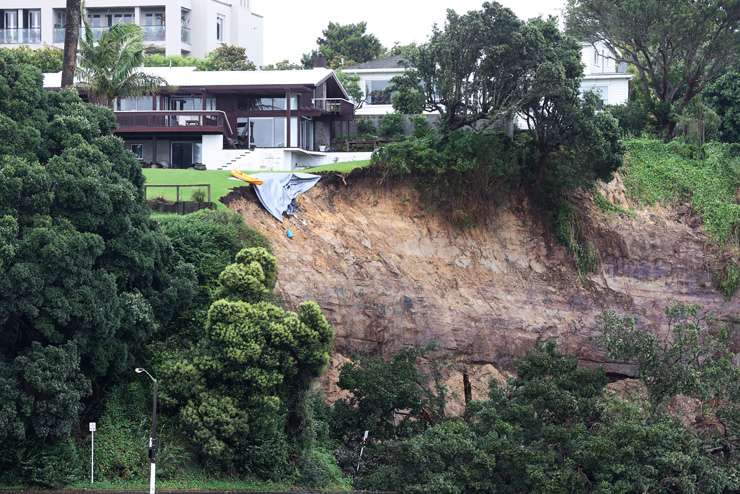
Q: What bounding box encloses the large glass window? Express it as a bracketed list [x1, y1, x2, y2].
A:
[141, 9, 165, 41]
[290, 117, 298, 147]
[116, 96, 155, 111]
[167, 96, 215, 111]
[237, 96, 288, 111]
[238, 117, 287, 148]
[366, 79, 392, 105]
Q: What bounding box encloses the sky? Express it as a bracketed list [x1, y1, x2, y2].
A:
[253, 0, 566, 65]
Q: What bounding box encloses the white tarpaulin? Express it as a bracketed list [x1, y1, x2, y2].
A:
[252, 173, 321, 222]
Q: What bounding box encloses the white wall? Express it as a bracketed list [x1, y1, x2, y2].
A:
[199, 134, 371, 171]
[581, 41, 620, 75]
[0, 0, 263, 63]
[581, 76, 630, 106]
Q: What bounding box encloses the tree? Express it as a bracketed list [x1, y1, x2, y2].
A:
[198, 44, 256, 71]
[0, 46, 63, 73]
[704, 70, 740, 143]
[336, 70, 364, 108]
[61, 0, 81, 87]
[78, 23, 166, 106]
[599, 303, 739, 420]
[394, 3, 528, 131]
[0, 52, 196, 486]
[261, 60, 304, 71]
[160, 247, 334, 474]
[565, 0, 740, 139]
[358, 342, 738, 493]
[331, 347, 446, 443]
[301, 22, 383, 69]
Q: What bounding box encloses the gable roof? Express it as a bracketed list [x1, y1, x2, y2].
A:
[343, 54, 407, 71]
[43, 67, 349, 98]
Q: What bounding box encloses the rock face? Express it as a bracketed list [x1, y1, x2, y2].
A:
[226, 175, 738, 401]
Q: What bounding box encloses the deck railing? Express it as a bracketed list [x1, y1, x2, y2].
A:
[0, 28, 41, 44]
[312, 98, 355, 116]
[114, 110, 233, 137]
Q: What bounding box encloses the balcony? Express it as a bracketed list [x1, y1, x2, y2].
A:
[311, 98, 355, 117]
[115, 111, 233, 137]
[0, 28, 41, 44]
[142, 24, 165, 42]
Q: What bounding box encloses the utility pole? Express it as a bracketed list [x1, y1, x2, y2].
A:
[135, 368, 158, 494]
[89, 422, 96, 484]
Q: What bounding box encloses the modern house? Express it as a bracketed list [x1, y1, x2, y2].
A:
[43, 66, 367, 170]
[0, 0, 263, 64]
[343, 41, 632, 122]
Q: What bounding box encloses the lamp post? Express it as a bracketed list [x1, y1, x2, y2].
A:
[135, 367, 158, 494]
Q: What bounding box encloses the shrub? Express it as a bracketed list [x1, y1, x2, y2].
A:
[623, 138, 740, 245]
[356, 118, 377, 136]
[556, 202, 599, 276]
[296, 447, 351, 489]
[378, 112, 406, 139]
[157, 209, 270, 286]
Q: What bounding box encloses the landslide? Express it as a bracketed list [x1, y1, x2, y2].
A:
[225, 172, 738, 402]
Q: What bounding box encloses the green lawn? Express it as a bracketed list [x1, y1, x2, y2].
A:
[142, 160, 371, 207]
[143, 169, 239, 208]
[302, 159, 371, 173]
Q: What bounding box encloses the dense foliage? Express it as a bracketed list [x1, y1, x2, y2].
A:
[143, 45, 257, 71]
[704, 71, 740, 144]
[565, 0, 740, 139]
[622, 139, 739, 247]
[330, 347, 446, 444]
[79, 23, 166, 106]
[379, 3, 623, 222]
[198, 45, 256, 71]
[0, 46, 63, 72]
[353, 341, 739, 493]
[159, 247, 334, 477]
[301, 22, 384, 69]
[0, 52, 196, 487]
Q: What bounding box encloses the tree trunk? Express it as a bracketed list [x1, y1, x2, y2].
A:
[61, 0, 81, 88]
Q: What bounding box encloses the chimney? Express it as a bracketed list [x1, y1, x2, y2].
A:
[312, 55, 328, 68]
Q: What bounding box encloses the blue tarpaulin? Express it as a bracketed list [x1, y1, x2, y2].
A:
[251, 173, 321, 222]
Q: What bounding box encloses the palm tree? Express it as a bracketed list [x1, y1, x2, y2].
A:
[78, 22, 166, 107]
[61, 0, 81, 88]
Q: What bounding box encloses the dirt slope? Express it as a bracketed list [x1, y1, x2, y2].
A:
[225, 174, 738, 403]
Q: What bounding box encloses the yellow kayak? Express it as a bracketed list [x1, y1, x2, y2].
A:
[231, 170, 264, 185]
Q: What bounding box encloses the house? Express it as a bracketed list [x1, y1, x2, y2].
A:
[43, 66, 368, 170]
[0, 0, 263, 64]
[342, 42, 632, 125]
[578, 41, 631, 105]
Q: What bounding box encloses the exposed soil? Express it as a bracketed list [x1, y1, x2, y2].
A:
[225, 172, 738, 404]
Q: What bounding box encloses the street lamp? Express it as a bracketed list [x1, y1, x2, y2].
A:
[135, 367, 158, 494]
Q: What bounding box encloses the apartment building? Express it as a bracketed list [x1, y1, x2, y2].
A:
[0, 0, 263, 64]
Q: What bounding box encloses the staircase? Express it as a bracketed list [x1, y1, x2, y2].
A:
[215, 149, 252, 170]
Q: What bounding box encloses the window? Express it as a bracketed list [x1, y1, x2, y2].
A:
[181, 9, 191, 43]
[116, 96, 156, 111]
[216, 16, 224, 41]
[129, 143, 144, 160]
[167, 95, 214, 111]
[582, 85, 608, 105]
[237, 96, 287, 111]
[237, 117, 287, 148]
[366, 79, 392, 105]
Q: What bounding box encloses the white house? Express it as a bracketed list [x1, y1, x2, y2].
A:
[578, 41, 632, 106]
[0, 0, 263, 64]
[343, 42, 632, 121]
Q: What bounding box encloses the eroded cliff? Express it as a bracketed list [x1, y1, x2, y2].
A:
[225, 173, 738, 403]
